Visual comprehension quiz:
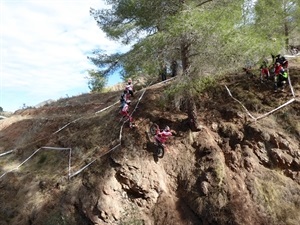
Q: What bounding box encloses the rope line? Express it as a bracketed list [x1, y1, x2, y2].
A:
[69, 87, 149, 178]
[0, 77, 174, 179]
[225, 74, 297, 122]
[0, 147, 71, 179]
[95, 101, 119, 114]
[0, 149, 15, 157]
[225, 85, 256, 120]
[287, 68, 295, 97]
[53, 117, 83, 135]
[255, 98, 295, 120]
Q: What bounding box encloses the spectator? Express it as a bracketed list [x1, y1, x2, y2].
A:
[171, 60, 178, 77]
[160, 63, 167, 81]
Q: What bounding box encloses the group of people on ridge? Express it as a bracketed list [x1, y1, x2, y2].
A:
[259, 54, 289, 92]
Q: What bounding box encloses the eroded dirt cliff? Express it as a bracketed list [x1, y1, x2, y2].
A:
[0, 60, 300, 225]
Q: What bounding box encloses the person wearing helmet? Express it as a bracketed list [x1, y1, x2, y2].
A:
[125, 78, 134, 98]
[274, 62, 288, 92]
[155, 124, 173, 145]
[120, 100, 134, 127]
[260, 58, 270, 81]
[274, 54, 288, 69]
[120, 90, 128, 108]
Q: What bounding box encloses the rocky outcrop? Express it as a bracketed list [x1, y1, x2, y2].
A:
[0, 64, 300, 225]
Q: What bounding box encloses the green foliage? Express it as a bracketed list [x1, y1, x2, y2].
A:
[90, 0, 182, 44]
[193, 75, 217, 94]
[277, 108, 300, 137]
[165, 75, 217, 100]
[254, 0, 300, 49]
[87, 69, 107, 92]
[44, 210, 71, 225]
[88, 0, 299, 93]
[254, 176, 300, 225]
[38, 154, 47, 164]
[119, 203, 144, 225]
[119, 219, 144, 225]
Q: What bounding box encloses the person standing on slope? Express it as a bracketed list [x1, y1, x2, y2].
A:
[125, 78, 134, 99]
[120, 100, 135, 128]
[274, 62, 288, 92]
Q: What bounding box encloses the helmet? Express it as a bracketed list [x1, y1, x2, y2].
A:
[126, 100, 131, 104]
[164, 126, 170, 131]
[128, 78, 132, 83]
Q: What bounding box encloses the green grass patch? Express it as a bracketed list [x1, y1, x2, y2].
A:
[254, 175, 300, 225]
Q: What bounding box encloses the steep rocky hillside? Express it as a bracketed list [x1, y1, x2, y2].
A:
[0, 59, 300, 225]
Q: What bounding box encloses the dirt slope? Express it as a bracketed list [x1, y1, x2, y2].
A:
[0, 60, 300, 225]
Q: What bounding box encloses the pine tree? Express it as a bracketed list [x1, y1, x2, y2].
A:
[254, 0, 300, 51]
[89, 0, 299, 129]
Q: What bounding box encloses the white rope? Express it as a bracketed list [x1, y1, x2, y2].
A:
[42, 146, 71, 150]
[130, 88, 147, 117]
[0, 149, 15, 157]
[1, 78, 170, 180]
[69, 86, 149, 178]
[69, 159, 96, 178]
[0, 168, 18, 179]
[30, 78, 168, 147]
[52, 101, 119, 136]
[17, 148, 41, 169]
[147, 77, 175, 89]
[68, 147, 72, 179]
[287, 68, 295, 97]
[0, 147, 71, 179]
[224, 85, 256, 120]
[0, 148, 41, 179]
[225, 73, 297, 122]
[95, 101, 119, 114]
[255, 98, 295, 120]
[52, 117, 83, 134]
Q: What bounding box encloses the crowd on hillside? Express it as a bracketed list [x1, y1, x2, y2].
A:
[244, 54, 289, 92]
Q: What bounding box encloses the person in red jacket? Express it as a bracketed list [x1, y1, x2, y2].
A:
[274, 61, 283, 75]
[274, 54, 288, 69]
[155, 125, 173, 145]
[260, 59, 270, 81]
[120, 100, 134, 127]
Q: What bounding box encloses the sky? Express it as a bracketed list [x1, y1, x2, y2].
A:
[0, 0, 129, 112]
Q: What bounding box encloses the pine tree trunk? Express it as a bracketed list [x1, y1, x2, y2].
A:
[180, 36, 201, 131]
[284, 21, 289, 52]
[186, 98, 201, 131]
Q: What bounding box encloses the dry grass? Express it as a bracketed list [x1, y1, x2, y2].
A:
[254, 172, 300, 225]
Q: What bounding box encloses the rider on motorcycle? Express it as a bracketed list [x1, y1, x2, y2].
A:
[154, 125, 173, 146]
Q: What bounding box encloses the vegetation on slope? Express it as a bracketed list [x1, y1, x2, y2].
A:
[0, 58, 299, 225]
